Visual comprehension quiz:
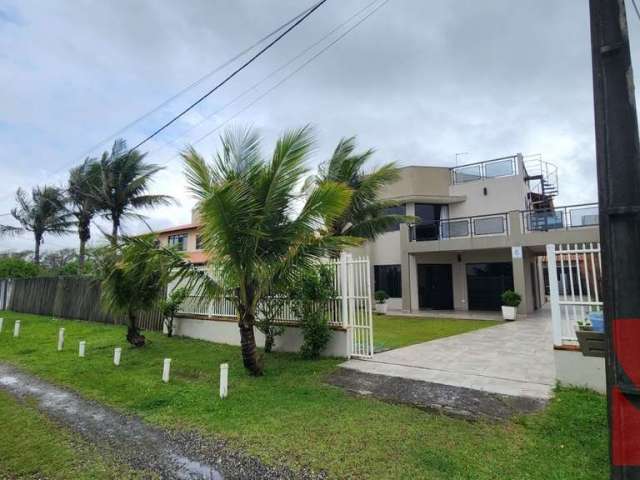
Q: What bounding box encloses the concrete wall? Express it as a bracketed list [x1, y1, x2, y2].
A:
[379, 166, 452, 200]
[554, 349, 606, 394]
[172, 316, 349, 358]
[449, 174, 529, 218]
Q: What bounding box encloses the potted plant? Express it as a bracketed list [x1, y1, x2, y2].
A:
[575, 313, 605, 357]
[374, 290, 390, 314]
[501, 290, 521, 321]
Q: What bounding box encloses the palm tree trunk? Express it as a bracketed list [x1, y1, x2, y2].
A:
[78, 238, 86, 271]
[126, 310, 146, 347]
[111, 217, 119, 246]
[34, 234, 41, 265]
[238, 305, 263, 376]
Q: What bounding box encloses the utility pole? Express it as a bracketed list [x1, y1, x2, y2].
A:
[589, 1, 640, 478]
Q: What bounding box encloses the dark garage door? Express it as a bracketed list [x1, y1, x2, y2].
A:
[466, 263, 514, 311]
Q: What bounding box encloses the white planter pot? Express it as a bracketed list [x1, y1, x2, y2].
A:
[502, 305, 517, 321]
[375, 303, 388, 314]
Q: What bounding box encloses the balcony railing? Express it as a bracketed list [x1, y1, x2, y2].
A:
[409, 213, 509, 242]
[450, 156, 519, 185]
[522, 203, 599, 233]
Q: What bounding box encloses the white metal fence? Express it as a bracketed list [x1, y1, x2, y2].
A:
[170, 253, 374, 358]
[547, 243, 603, 345]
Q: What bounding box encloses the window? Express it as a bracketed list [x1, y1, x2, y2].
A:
[414, 203, 442, 241]
[195, 234, 204, 250]
[374, 265, 402, 298]
[167, 234, 187, 251]
[382, 204, 406, 232]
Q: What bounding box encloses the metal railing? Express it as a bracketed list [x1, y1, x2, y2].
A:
[450, 155, 519, 184]
[409, 213, 509, 242]
[522, 203, 599, 233]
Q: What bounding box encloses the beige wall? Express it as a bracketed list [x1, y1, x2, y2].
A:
[449, 174, 529, 218]
[379, 166, 451, 200]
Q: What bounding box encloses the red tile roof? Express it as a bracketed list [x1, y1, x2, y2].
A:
[155, 223, 202, 234]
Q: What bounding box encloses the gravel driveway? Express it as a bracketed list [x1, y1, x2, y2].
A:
[0, 362, 326, 480]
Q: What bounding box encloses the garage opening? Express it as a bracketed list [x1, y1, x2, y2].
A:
[466, 262, 514, 310]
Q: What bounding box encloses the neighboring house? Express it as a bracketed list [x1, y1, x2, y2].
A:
[156, 208, 208, 265]
[352, 154, 600, 315]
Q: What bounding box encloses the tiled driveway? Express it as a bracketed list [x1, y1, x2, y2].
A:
[341, 307, 556, 400]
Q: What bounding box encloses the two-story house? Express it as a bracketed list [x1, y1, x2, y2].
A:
[156, 209, 208, 265]
[352, 154, 600, 316]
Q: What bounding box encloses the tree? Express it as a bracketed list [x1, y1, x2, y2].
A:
[68, 158, 101, 270]
[101, 235, 170, 347]
[0, 257, 40, 278]
[147, 126, 355, 375]
[92, 139, 172, 245]
[305, 137, 414, 242]
[0, 186, 74, 264]
[160, 287, 188, 337]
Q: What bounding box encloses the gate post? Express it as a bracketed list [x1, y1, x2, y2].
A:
[339, 252, 351, 357]
[546, 244, 562, 347]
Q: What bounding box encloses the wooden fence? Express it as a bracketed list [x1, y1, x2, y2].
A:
[0, 276, 164, 331]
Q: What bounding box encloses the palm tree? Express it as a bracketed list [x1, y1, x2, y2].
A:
[305, 137, 414, 242]
[0, 186, 74, 264]
[101, 235, 170, 347]
[141, 126, 355, 375]
[68, 158, 101, 270]
[93, 139, 172, 245]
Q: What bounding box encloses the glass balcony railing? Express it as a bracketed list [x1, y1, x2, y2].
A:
[409, 213, 509, 242]
[522, 203, 599, 233]
[450, 156, 519, 184]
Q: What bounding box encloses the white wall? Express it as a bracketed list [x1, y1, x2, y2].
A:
[173, 317, 350, 358]
[554, 349, 606, 394]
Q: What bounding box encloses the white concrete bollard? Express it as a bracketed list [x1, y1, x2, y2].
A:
[219, 363, 229, 399]
[0, 317, 4, 333]
[113, 347, 122, 366]
[57, 328, 65, 351]
[13, 320, 21, 337]
[78, 341, 86, 357]
[162, 358, 171, 383]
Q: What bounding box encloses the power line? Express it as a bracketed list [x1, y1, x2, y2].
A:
[128, 0, 330, 153]
[146, 0, 385, 161]
[0, 1, 321, 203]
[154, 0, 390, 167]
[190, 1, 391, 147]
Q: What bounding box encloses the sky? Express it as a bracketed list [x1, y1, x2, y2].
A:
[1, 0, 639, 253]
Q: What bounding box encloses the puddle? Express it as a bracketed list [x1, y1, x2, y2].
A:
[171, 454, 224, 480]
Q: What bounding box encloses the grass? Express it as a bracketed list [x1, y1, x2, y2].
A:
[0, 390, 147, 479]
[0, 311, 608, 480]
[374, 313, 501, 350]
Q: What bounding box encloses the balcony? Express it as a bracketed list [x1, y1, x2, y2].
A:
[409, 213, 509, 241]
[408, 203, 599, 246]
[522, 203, 599, 232]
[450, 156, 520, 185]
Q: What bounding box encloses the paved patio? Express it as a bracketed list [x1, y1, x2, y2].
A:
[340, 307, 556, 402]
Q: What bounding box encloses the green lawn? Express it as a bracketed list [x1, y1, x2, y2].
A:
[0, 311, 608, 480]
[374, 313, 501, 350]
[0, 390, 147, 479]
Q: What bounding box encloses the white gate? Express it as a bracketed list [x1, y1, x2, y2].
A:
[336, 254, 374, 359]
[546, 243, 603, 345]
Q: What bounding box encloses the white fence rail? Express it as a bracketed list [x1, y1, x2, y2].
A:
[547, 243, 603, 345]
[171, 254, 374, 358]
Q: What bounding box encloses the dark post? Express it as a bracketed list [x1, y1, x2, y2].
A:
[589, 0, 640, 478]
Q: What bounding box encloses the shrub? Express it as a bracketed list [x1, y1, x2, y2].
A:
[374, 290, 389, 304]
[0, 257, 40, 278]
[160, 287, 189, 337]
[291, 266, 335, 359]
[501, 290, 522, 307]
